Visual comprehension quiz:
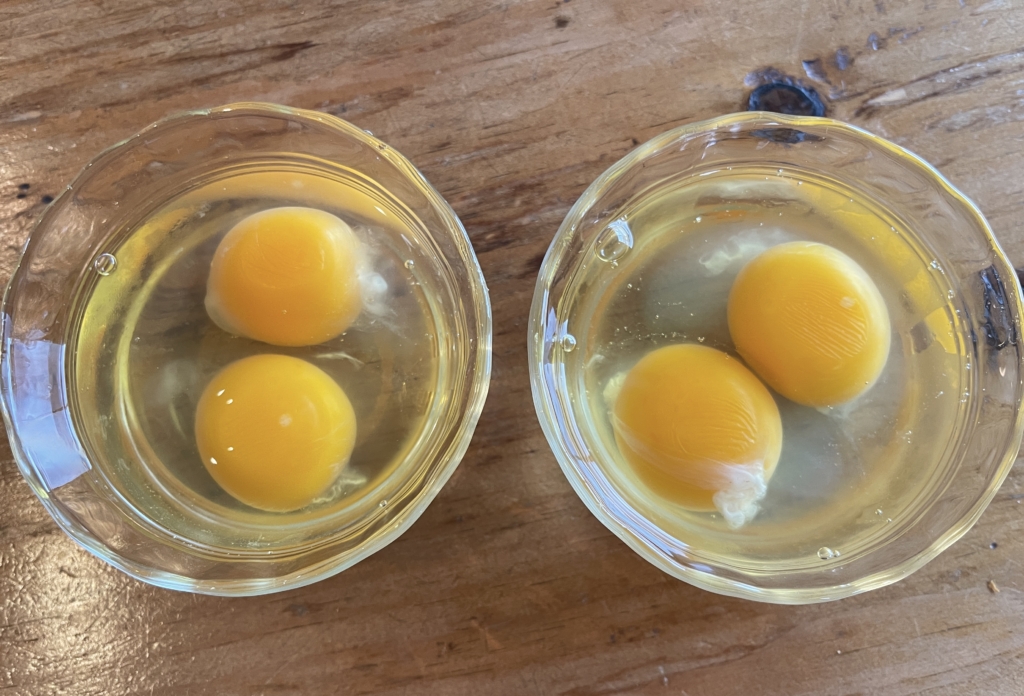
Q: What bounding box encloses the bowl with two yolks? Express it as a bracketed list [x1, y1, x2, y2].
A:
[1, 104, 492, 594]
[530, 112, 1024, 603]
[609, 241, 891, 529]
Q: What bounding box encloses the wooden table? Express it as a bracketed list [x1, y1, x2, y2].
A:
[3, 1, 1023, 694]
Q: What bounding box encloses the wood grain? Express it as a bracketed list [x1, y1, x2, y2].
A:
[2, 1, 1024, 694]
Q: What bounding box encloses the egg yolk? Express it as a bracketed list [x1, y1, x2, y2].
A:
[205, 207, 363, 347]
[612, 344, 783, 528]
[728, 241, 891, 407]
[195, 354, 357, 512]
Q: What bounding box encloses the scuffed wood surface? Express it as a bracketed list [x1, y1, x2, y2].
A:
[2, 1, 1024, 694]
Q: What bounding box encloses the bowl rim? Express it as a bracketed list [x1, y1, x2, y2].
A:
[528, 110, 1024, 604]
[1, 102, 492, 596]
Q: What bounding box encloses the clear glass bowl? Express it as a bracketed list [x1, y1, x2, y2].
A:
[529, 112, 1024, 604]
[1, 103, 491, 595]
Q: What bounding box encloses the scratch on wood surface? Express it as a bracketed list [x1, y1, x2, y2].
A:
[973, 0, 1008, 14]
[793, 0, 810, 63]
[928, 101, 1024, 132]
[469, 617, 503, 652]
[858, 47, 1024, 115]
[2, 110, 43, 123]
[263, 654, 299, 686]
[403, 636, 429, 676]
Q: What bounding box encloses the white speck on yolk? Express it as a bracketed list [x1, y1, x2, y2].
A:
[729, 241, 891, 407]
[195, 354, 357, 512]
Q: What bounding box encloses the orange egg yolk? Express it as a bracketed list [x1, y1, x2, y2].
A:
[195, 354, 357, 512]
[612, 344, 783, 528]
[728, 241, 891, 407]
[205, 207, 363, 347]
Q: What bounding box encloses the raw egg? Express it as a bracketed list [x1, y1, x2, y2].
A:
[195, 354, 357, 512]
[612, 344, 783, 528]
[205, 207, 363, 347]
[728, 241, 890, 407]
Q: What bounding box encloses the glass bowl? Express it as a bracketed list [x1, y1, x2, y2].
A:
[1, 103, 491, 595]
[529, 112, 1024, 604]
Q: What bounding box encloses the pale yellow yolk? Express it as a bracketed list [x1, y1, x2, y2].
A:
[612, 344, 783, 528]
[195, 354, 357, 512]
[205, 207, 362, 347]
[728, 241, 891, 407]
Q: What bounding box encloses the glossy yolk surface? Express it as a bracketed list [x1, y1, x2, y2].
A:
[195, 354, 357, 512]
[205, 207, 362, 347]
[612, 344, 783, 528]
[728, 241, 891, 407]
